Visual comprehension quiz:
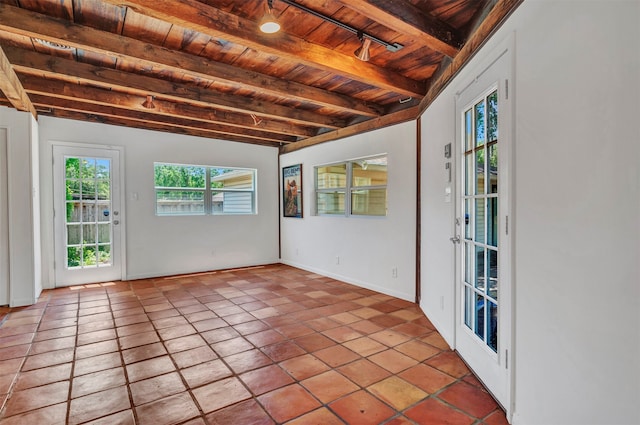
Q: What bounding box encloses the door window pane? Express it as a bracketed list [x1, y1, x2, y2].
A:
[488, 249, 498, 300]
[476, 148, 485, 195]
[475, 199, 485, 244]
[475, 246, 485, 291]
[487, 91, 498, 142]
[475, 292, 485, 339]
[475, 100, 485, 147]
[489, 144, 498, 193]
[488, 301, 498, 352]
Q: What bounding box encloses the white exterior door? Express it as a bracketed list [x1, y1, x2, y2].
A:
[53, 145, 123, 286]
[454, 38, 513, 414]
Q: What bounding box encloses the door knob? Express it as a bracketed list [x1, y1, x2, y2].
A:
[450, 235, 461, 244]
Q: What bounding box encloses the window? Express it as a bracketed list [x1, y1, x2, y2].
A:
[154, 163, 256, 216]
[315, 155, 387, 216]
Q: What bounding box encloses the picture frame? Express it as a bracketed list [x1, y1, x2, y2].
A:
[283, 164, 302, 218]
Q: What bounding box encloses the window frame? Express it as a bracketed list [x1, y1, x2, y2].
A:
[314, 154, 387, 217]
[154, 162, 257, 216]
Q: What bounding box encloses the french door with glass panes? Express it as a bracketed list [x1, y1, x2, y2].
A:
[53, 145, 123, 286]
[454, 38, 512, 414]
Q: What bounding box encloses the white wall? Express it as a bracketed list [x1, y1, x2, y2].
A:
[280, 122, 417, 301]
[0, 107, 42, 306]
[420, 1, 640, 424]
[38, 117, 280, 283]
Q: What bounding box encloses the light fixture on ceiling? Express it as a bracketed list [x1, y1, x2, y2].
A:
[142, 95, 155, 109]
[266, 0, 403, 61]
[259, 0, 281, 34]
[354, 32, 372, 62]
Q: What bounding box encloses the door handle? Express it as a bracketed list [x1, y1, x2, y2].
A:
[450, 235, 461, 244]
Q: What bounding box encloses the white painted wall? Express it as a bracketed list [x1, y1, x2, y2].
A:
[38, 117, 280, 284]
[420, 1, 640, 424]
[0, 107, 42, 306]
[280, 122, 417, 301]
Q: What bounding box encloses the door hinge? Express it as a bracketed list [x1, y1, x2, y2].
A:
[505, 215, 509, 235]
[505, 349, 509, 369]
[505, 80, 509, 100]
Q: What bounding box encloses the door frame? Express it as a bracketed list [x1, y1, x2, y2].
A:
[0, 129, 8, 305]
[452, 32, 515, 419]
[52, 141, 127, 286]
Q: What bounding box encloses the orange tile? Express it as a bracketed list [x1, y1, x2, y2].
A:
[239, 364, 294, 395]
[405, 398, 475, 425]
[81, 409, 135, 425]
[130, 372, 186, 406]
[367, 376, 428, 410]
[71, 367, 126, 398]
[3, 381, 69, 417]
[171, 345, 217, 369]
[329, 390, 395, 425]
[293, 332, 335, 352]
[338, 358, 391, 387]
[211, 336, 254, 357]
[258, 384, 321, 423]
[426, 351, 471, 378]
[135, 393, 200, 425]
[192, 376, 251, 413]
[314, 345, 360, 367]
[0, 402, 67, 425]
[180, 358, 232, 388]
[301, 370, 358, 403]
[74, 352, 121, 376]
[126, 355, 176, 382]
[394, 339, 441, 361]
[224, 349, 272, 373]
[122, 342, 167, 365]
[368, 349, 418, 373]
[287, 407, 344, 425]
[438, 381, 499, 418]
[342, 336, 387, 357]
[204, 399, 274, 425]
[399, 363, 457, 394]
[279, 354, 330, 380]
[68, 385, 130, 425]
[261, 340, 306, 362]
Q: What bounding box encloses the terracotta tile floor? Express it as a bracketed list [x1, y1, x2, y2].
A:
[0, 264, 507, 424]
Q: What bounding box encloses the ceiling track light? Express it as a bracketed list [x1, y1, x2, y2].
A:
[270, 0, 403, 58]
[259, 0, 281, 34]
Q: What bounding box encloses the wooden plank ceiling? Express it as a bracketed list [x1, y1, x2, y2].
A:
[0, 0, 522, 151]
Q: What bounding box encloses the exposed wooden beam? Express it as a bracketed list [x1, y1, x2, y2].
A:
[4, 45, 335, 134]
[280, 106, 419, 154]
[99, 0, 426, 98]
[0, 45, 36, 118]
[18, 74, 317, 138]
[0, 3, 383, 117]
[280, 0, 523, 153]
[336, 0, 462, 57]
[418, 0, 523, 114]
[30, 94, 296, 144]
[43, 109, 282, 147]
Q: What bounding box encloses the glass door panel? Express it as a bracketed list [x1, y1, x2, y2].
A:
[462, 89, 499, 353]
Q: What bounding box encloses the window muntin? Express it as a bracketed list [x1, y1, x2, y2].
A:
[315, 155, 387, 217]
[154, 163, 256, 216]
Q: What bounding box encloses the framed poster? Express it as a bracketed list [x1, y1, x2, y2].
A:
[283, 164, 302, 218]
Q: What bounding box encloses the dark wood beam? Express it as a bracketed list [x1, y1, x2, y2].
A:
[30, 94, 296, 144]
[280, 106, 419, 154]
[3, 45, 334, 134]
[18, 74, 316, 138]
[42, 109, 282, 147]
[336, 0, 463, 57]
[0, 44, 36, 118]
[418, 0, 523, 114]
[0, 3, 383, 117]
[99, 0, 426, 98]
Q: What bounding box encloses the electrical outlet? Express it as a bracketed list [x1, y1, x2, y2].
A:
[336, 256, 340, 265]
[392, 267, 398, 278]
